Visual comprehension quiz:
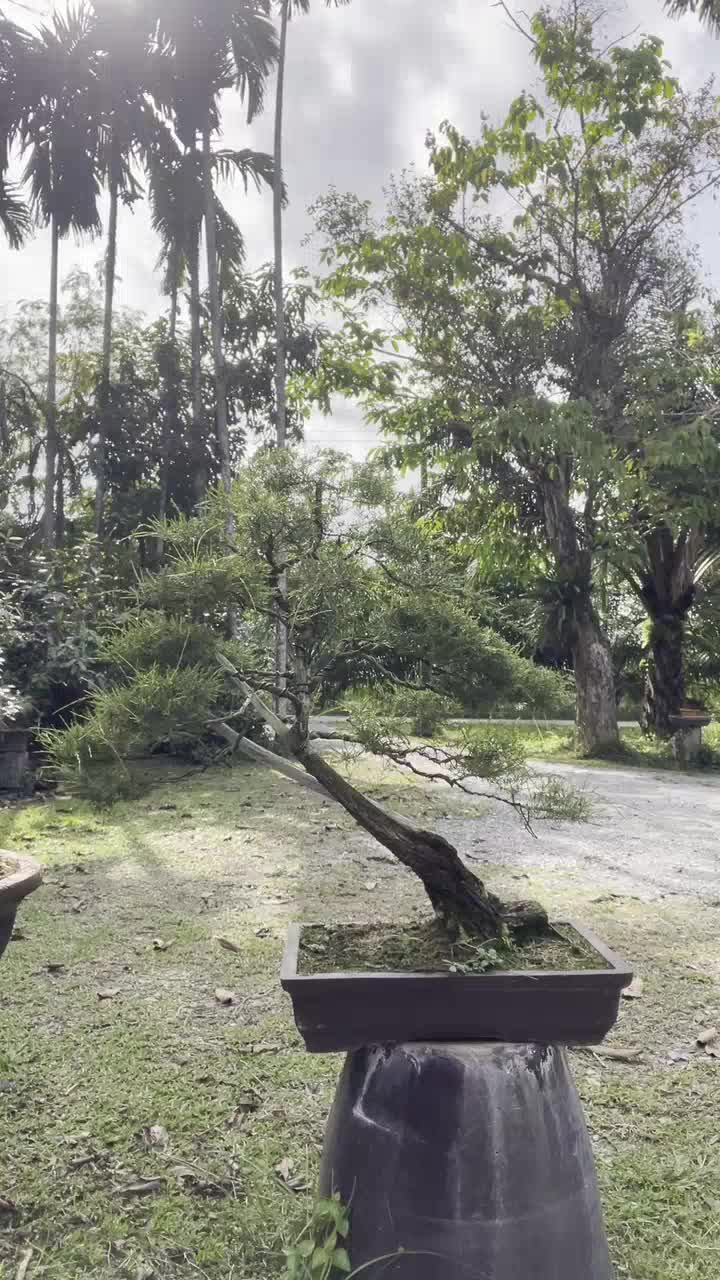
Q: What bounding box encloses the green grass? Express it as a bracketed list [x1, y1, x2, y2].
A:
[0, 756, 719, 1277]
[441, 720, 720, 771]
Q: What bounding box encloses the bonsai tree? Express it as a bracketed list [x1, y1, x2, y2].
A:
[46, 448, 586, 939]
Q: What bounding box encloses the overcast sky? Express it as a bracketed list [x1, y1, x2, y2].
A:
[1, 0, 718, 454]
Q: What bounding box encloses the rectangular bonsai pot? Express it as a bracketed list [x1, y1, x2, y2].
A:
[281, 921, 633, 1053]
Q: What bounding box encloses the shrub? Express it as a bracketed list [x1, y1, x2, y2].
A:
[345, 686, 460, 738]
[41, 665, 224, 793]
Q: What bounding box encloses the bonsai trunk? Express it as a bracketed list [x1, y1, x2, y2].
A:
[296, 741, 547, 940]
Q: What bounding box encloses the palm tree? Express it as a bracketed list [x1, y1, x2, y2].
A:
[664, 0, 720, 30]
[0, 12, 32, 248]
[149, 143, 263, 504]
[152, 0, 277, 494]
[87, 0, 177, 535]
[19, 4, 102, 550]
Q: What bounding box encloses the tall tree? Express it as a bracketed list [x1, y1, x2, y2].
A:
[311, 4, 720, 754]
[152, 0, 276, 495]
[85, 0, 177, 535]
[19, 4, 102, 550]
[148, 144, 263, 504]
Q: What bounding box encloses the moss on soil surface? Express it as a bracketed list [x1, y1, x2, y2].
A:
[298, 919, 607, 974]
[0, 753, 718, 1279]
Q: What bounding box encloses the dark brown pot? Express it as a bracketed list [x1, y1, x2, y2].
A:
[0, 852, 43, 960]
[281, 921, 632, 1053]
[0, 729, 31, 791]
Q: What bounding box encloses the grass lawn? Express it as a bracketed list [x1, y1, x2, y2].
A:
[442, 720, 720, 771]
[0, 755, 718, 1278]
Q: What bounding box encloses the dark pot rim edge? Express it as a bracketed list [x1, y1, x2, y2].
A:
[0, 851, 43, 905]
[281, 920, 632, 987]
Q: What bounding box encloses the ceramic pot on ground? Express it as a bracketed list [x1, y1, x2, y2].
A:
[0, 852, 42, 960]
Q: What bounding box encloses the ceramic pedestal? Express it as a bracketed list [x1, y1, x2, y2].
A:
[319, 1040, 613, 1279]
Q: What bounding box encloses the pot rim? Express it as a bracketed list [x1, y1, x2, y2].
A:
[281, 919, 632, 986]
[0, 850, 43, 904]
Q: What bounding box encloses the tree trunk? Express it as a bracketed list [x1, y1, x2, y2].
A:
[540, 469, 618, 755]
[44, 214, 59, 551]
[573, 611, 619, 755]
[637, 528, 698, 738]
[188, 234, 207, 505]
[295, 741, 546, 939]
[96, 169, 118, 538]
[202, 125, 231, 495]
[642, 613, 685, 737]
[55, 445, 65, 550]
[273, 0, 289, 450]
[272, 2, 290, 712]
[156, 284, 178, 560]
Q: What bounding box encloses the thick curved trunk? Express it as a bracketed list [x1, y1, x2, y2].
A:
[296, 743, 547, 940]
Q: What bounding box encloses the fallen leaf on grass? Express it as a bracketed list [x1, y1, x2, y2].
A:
[214, 988, 237, 1006]
[622, 977, 644, 1000]
[68, 1153, 101, 1170]
[169, 1165, 234, 1198]
[668, 1049, 691, 1064]
[590, 1046, 644, 1063]
[228, 1093, 260, 1126]
[46, 962, 65, 975]
[363, 880, 378, 892]
[216, 937, 242, 954]
[15, 1246, 33, 1280]
[115, 1177, 164, 1198]
[142, 1125, 169, 1151]
[152, 938, 170, 952]
[274, 1158, 310, 1193]
[97, 988, 120, 1001]
[705, 1045, 720, 1059]
[696, 1027, 718, 1047]
[253, 926, 270, 938]
[236, 1041, 283, 1055]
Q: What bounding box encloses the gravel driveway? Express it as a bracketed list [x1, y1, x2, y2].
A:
[442, 759, 720, 904]
[310, 718, 720, 904]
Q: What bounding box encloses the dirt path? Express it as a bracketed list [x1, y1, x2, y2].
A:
[313, 735, 720, 904]
[448, 758, 720, 904]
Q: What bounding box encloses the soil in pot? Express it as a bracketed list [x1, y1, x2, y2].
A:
[298, 919, 607, 976]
